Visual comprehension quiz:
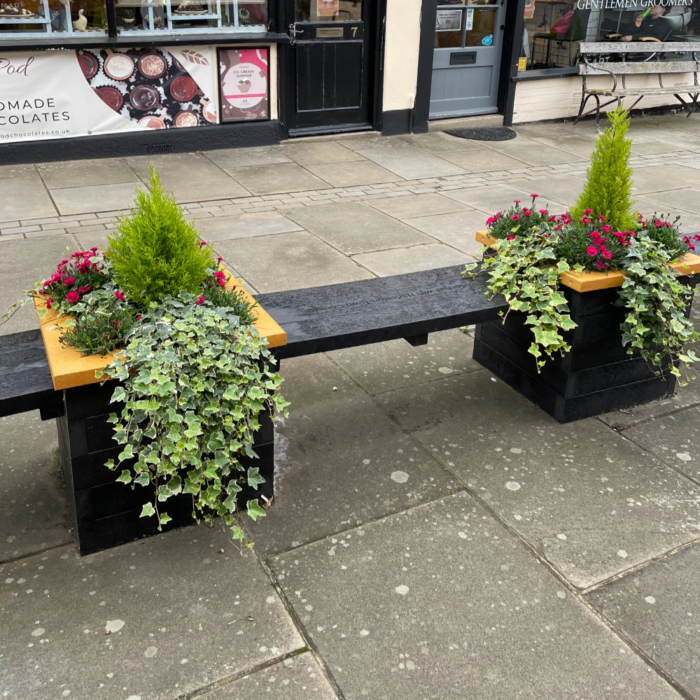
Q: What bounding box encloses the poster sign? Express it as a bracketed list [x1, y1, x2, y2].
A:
[436, 9, 462, 31]
[0, 46, 218, 144]
[524, 0, 535, 20]
[316, 0, 339, 16]
[218, 48, 269, 123]
[466, 8, 474, 30]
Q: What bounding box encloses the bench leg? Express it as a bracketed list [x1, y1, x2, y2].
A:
[675, 93, 700, 118]
[574, 93, 594, 125]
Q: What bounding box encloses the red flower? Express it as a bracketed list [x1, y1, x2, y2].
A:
[601, 225, 611, 233]
[217, 278, 225, 287]
[137, 315, 142, 321]
[507, 234, 516, 240]
[217, 257, 223, 262]
[114, 290, 125, 301]
[587, 245, 598, 257]
[62, 277, 76, 286]
[513, 199, 521, 204]
[584, 209, 593, 214]
[196, 296, 205, 305]
[511, 215, 520, 221]
[530, 194, 539, 198]
[46, 297, 54, 310]
[198, 241, 207, 246]
[601, 249, 612, 260]
[596, 260, 608, 270]
[66, 291, 80, 303]
[655, 221, 664, 229]
[114, 320, 119, 328]
[90, 247, 98, 252]
[78, 285, 91, 294]
[538, 209, 548, 215]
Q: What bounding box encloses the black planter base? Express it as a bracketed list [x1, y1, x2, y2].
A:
[57, 381, 275, 555]
[473, 281, 696, 423]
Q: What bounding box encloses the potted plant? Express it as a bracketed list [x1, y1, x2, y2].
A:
[467, 107, 700, 422]
[5, 168, 288, 554]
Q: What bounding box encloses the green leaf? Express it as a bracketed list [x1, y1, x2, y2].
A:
[247, 467, 266, 489]
[116, 470, 132, 484]
[246, 499, 266, 521]
[140, 502, 155, 518]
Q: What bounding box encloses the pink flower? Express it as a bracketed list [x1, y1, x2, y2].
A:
[196, 296, 205, 305]
[640, 221, 646, 228]
[601, 225, 611, 233]
[51, 273, 61, 282]
[90, 247, 99, 252]
[581, 216, 590, 224]
[587, 245, 598, 257]
[666, 222, 673, 228]
[42, 280, 51, 288]
[137, 315, 142, 321]
[513, 199, 521, 204]
[217, 257, 223, 262]
[507, 234, 516, 241]
[78, 285, 91, 294]
[217, 278, 225, 287]
[530, 194, 539, 198]
[198, 241, 207, 246]
[584, 209, 593, 214]
[538, 209, 548, 215]
[655, 220, 664, 229]
[511, 215, 520, 221]
[599, 216, 606, 222]
[596, 260, 608, 270]
[114, 320, 119, 328]
[62, 277, 76, 286]
[66, 291, 80, 303]
[46, 297, 54, 310]
[601, 249, 612, 260]
[548, 215, 556, 222]
[114, 290, 125, 301]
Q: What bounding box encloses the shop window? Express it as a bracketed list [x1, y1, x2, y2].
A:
[294, 0, 362, 22]
[520, 0, 700, 72]
[435, 0, 500, 49]
[0, 0, 107, 37]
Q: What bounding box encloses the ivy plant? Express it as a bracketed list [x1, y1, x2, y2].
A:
[464, 226, 578, 368]
[100, 293, 289, 544]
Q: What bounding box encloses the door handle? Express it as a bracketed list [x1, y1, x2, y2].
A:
[289, 22, 303, 44]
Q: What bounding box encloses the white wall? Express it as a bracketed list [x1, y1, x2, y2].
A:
[512, 73, 694, 123]
[383, 0, 422, 112]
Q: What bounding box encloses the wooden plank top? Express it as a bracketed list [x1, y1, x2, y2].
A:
[256, 266, 506, 359]
[579, 41, 700, 53]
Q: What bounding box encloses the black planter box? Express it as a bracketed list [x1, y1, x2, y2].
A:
[56, 380, 275, 555]
[473, 276, 698, 423]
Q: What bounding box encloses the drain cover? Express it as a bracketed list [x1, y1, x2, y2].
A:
[445, 127, 517, 142]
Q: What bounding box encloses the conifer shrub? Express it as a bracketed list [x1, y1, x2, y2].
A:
[571, 106, 636, 231]
[107, 166, 214, 309]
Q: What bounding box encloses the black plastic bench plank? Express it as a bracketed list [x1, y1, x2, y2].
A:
[256, 265, 506, 359]
[0, 329, 61, 418]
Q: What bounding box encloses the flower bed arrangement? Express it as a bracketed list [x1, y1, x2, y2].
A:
[467, 107, 700, 388]
[3, 168, 288, 550]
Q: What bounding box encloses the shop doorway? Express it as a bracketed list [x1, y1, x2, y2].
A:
[286, 0, 375, 135]
[430, 1, 508, 119]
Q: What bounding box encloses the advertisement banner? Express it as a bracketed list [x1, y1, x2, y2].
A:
[218, 48, 269, 123]
[0, 45, 218, 144]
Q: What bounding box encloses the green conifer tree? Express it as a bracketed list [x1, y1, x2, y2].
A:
[571, 105, 636, 231]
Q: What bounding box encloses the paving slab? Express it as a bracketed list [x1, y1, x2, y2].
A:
[286, 202, 432, 255]
[0, 412, 69, 563]
[224, 163, 330, 195]
[353, 144, 467, 179]
[377, 370, 700, 589]
[352, 242, 472, 276]
[49, 183, 140, 216]
[630, 141, 687, 156]
[246, 354, 458, 555]
[641, 187, 700, 216]
[336, 135, 415, 152]
[404, 210, 489, 256]
[0, 235, 75, 335]
[280, 141, 366, 165]
[437, 148, 530, 173]
[399, 132, 485, 153]
[623, 406, 700, 483]
[201, 654, 338, 699]
[73, 228, 112, 251]
[213, 231, 373, 293]
[0, 526, 304, 700]
[0, 174, 57, 222]
[0, 163, 37, 180]
[270, 492, 682, 700]
[587, 543, 700, 699]
[509, 176, 585, 210]
[38, 158, 139, 189]
[304, 161, 404, 187]
[518, 133, 598, 159]
[366, 192, 468, 220]
[329, 328, 480, 395]
[205, 145, 293, 168]
[197, 211, 303, 242]
[631, 165, 700, 196]
[441, 183, 535, 214]
[127, 153, 250, 201]
[482, 137, 583, 166]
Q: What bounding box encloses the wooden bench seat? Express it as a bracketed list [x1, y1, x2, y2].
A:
[576, 42, 700, 124]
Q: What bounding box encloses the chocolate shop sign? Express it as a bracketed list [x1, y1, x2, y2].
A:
[0, 47, 218, 144]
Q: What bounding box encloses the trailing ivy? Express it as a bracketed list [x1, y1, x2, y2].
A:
[100, 293, 289, 545]
[464, 226, 578, 368]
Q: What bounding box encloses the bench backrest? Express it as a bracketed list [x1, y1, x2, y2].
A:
[578, 42, 700, 76]
[579, 60, 700, 75]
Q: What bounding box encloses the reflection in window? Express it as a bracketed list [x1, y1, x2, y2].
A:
[0, 0, 107, 36]
[295, 0, 361, 22]
[520, 0, 700, 71]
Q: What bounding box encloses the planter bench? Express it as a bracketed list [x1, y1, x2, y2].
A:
[576, 42, 700, 125]
[1, 259, 698, 553]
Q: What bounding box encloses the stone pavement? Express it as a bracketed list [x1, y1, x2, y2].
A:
[3, 115, 700, 698]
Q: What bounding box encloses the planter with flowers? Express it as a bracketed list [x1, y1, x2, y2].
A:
[4, 168, 288, 554]
[466, 107, 700, 423]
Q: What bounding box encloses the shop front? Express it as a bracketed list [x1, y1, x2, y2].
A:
[0, 0, 389, 162]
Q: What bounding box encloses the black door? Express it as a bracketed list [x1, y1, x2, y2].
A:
[287, 0, 374, 135]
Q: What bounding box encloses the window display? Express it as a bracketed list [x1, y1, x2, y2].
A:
[0, 0, 265, 35]
[520, 0, 700, 72]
